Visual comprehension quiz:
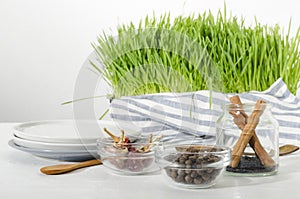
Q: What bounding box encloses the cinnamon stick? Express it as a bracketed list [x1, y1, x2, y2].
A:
[229, 96, 275, 168]
[229, 98, 275, 168]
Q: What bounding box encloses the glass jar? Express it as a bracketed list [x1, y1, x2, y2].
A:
[216, 103, 279, 176]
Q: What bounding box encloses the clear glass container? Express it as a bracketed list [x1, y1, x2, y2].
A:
[155, 143, 230, 189]
[216, 103, 279, 176]
[97, 137, 159, 175]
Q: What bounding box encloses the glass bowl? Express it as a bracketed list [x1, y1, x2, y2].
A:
[97, 137, 159, 175]
[155, 143, 230, 188]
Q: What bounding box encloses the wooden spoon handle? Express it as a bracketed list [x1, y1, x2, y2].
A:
[40, 159, 102, 175]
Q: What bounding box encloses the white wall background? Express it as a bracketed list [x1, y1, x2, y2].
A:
[0, 0, 299, 122]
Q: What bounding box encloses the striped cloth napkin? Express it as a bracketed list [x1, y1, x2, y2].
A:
[109, 78, 300, 144]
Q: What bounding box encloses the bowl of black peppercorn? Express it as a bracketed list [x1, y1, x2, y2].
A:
[155, 143, 230, 188]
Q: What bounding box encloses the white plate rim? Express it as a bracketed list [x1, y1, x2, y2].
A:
[13, 120, 101, 144]
[13, 119, 141, 144]
[8, 140, 98, 161]
[12, 135, 96, 150]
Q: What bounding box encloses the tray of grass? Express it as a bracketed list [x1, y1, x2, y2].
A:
[92, 9, 300, 98]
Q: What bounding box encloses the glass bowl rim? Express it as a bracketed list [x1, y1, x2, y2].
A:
[157, 144, 230, 155]
[97, 136, 154, 145]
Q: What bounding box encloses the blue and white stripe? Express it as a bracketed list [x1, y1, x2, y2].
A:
[110, 78, 300, 144]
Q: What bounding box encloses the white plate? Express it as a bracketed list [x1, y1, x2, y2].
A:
[13, 120, 100, 144]
[13, 120, 141, 144]
[8, 140, 98, 162]
[13, 135, 96, 151]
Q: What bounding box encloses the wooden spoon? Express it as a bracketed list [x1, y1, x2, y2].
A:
[279, 144, 299, 156]
[40, 159, 102, 175]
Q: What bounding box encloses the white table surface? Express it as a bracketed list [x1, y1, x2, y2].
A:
[1, 122, 300, 199]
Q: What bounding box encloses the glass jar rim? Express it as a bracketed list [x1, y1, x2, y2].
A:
[223, 102, 272, 111]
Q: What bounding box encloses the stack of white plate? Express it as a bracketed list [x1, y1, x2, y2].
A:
[9, 120, 141, 161]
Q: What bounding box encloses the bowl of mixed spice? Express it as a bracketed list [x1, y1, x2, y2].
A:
[97, 128, 162, 175]
[155, 143, 230, 188]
